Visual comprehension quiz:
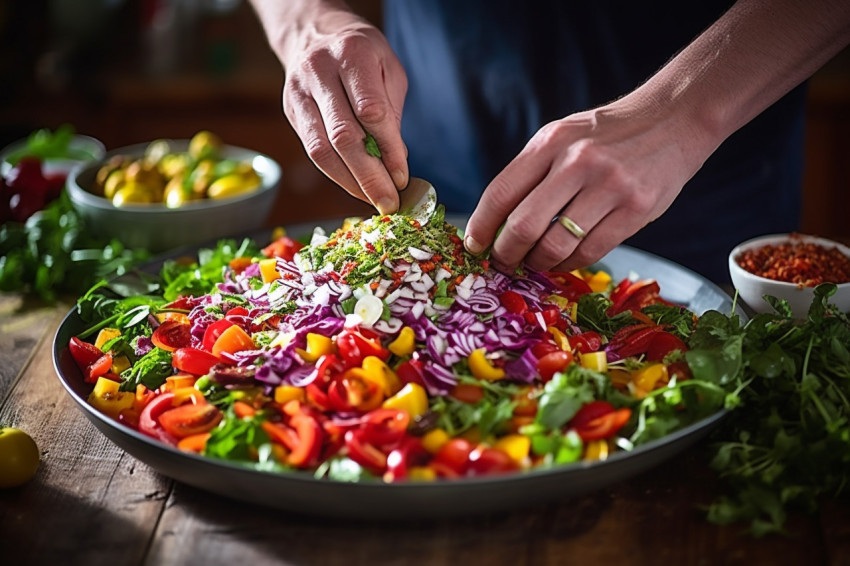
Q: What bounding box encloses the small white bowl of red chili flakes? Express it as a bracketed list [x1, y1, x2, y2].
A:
[728, 233, 850, 317]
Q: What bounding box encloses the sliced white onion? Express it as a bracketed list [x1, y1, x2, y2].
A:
[354, 294, 384, 328]
[408, 246, 433, 261]
[435, 268, 452, 282]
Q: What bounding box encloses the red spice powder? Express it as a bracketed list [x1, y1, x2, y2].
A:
[736, 234, 850, 288]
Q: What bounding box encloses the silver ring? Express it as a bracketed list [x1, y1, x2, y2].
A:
[558, 216, 587, 239]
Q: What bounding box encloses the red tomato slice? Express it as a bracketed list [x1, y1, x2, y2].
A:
[545, 271, 593, 301]
[573, 408, 632, 442]
[395, 359, 426, 387]
[432, 438, 474, 476]
[646, 332, 688, 362]
[537, 350, 574, 381]
[158, 403, 223, 439]
[202, 318, 235, 352]
[570, 331, 602, 353]
[385, 436, 429, 482]
[68, 336, 103, 369]
[531, 341, 559, 359]
[449, 383, 484, 404]
[84, 352, 114, 384]
[570, 400, 615, 430]
[262, 235, 304, 261]
[361, 409, 410, 446]
[151, 320, 192, 352]
[139, 393, 180, 444]
[467, 446, 519, 477]
[336, 329, 389, 368]
[172, 347, 221, 376]
[345, 428, 387, 474]
[499, 290, 529, 314]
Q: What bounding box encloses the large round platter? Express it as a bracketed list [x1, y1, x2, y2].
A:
[53, 216, 743, 519]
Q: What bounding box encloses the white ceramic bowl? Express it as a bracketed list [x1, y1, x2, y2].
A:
[67, 140, 281, 253]
[0, 134, 106, 177]
[728, 233, 850, 317]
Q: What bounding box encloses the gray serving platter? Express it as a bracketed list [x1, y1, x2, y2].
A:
[52, 216, 745, 520]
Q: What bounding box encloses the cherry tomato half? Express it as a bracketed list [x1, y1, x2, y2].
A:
[138, 393, 180, 445]
[432, 438, 474, 476]
[499, 290, 528, 314]
[344, 428, 387, 475]
[467, 446, 519, 477]
[68, 336, 103, 368]
[570, 331, 602, 354]
[151, 320, 192, 352]
[172, 348, 221, 376]
[158, 403, 223, 439]
[361, 409, 410, 446]
[537, 350, 574, 382]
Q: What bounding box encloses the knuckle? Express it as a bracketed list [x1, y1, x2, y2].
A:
[304, 137, 336, 164]
[354, 98, 390, 125]
[504, 211, 540, 245]
[327, 121, 362, 151]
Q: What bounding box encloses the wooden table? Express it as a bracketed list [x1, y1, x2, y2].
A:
[1, 291, 848, 566]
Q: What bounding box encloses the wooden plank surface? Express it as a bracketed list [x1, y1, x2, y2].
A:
[0, 295, 843, 566]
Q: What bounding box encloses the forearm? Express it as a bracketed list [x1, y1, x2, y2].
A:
[247, 0, 354, 68]
[624, 0, 850, 154]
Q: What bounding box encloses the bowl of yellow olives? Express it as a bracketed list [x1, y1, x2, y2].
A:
[67, 131, 281, 252]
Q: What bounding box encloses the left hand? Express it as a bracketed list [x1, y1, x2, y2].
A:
[463, 100, 714, 273]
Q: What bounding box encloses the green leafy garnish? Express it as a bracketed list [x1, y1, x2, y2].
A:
[364, 132, 382, 158]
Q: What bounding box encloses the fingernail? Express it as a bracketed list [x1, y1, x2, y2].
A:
[376, 197, 398, 215]
[464, 235, 485, 255]
[392, 169, 407, 189]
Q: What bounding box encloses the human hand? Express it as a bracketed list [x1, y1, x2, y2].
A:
[464, 101, 713, 273]
[279, 8, 408, 214]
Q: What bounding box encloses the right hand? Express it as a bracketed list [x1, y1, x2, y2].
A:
[279, 9, 409, 214]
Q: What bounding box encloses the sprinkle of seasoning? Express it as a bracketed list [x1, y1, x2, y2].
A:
[735, 234, 850, 288]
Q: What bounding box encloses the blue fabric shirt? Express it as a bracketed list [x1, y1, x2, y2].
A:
[383, 0, 806, 282]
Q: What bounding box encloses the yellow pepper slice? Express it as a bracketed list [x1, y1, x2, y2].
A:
[295, 332, 334, 363]
[87, 377, 135, 419]
[547, 326, 570, 351]
[468, 348, 505, 381]
[587, 270, 612, 293]
[382, 382, 428, 419]
[94, 328, 121, 350]
[493, 434, 531, 464]
[274, 385, 306, 405]
[406, 466, 437, 482]
[421, 428, 450, 454]
[580, 351, 608, 372]
[111, 354, 131, 375]
[584, 439, 609, 461]
[259, 258, 281, 283]
[361, 355, 402, 396]
[632, 363, 669, 391]
[388, 326, 416, 357]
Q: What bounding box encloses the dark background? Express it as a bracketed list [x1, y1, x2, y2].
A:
[0, 0, 847, 238]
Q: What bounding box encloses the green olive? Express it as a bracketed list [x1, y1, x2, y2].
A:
[158, 153, 189, 178]
[112, 182, 157, 206]
[144, 139, 171, 164]
[188, 130, 222, 161]
[125, 161, 165, 199]
[103, 169, 126, 200]
[95, 156, 129, 193]
[163, 176, 195, 208]
[207, 173, 260, 199]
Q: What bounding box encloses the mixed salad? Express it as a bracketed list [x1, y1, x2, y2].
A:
[66, 207, 731, 482]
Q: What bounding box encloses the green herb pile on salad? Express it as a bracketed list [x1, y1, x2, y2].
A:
[64, 210, 850, 536]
